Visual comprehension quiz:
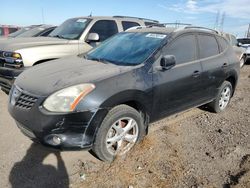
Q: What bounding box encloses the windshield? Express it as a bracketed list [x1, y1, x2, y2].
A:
[86, 32, 166, 66]
[238, 38, 250, 45]
[9, 27, 31, 37]
[49, 18, 90, 40]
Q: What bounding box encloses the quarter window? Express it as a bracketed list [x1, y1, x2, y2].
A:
[89, 20, 118, 42]
[122, 21, 140, 30]
[217, 36, 228, 52]
[164, 35, 197, 64]
[198, 35, 219, 59]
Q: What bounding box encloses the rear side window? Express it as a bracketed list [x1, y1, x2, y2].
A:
[198, 35, 219, 59]
[89, 20, 118, 42]
[217, 36, 228, 52]
[122, 21, 140, 30]
[164, 34, 197, 64]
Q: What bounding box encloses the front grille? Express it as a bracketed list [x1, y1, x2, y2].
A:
[16, 92, 38, 110]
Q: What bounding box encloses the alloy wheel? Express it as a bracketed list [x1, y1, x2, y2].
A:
[105, 117, 139, 156]
[219, 86, 231, 110]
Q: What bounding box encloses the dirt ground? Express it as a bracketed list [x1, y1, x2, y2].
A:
[0, 64, 250, 188]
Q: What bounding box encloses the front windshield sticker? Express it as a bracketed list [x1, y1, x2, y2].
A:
[146, 33, 166, 39]
[76, 19, 87, 23]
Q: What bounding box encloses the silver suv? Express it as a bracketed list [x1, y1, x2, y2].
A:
[0, 16, 158, 93]
[221, 32, 246, 68]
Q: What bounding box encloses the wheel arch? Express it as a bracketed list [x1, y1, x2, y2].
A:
[225, 73, 237, 96]
[33, 58, 57, 66]
[99, 90, 152, 132]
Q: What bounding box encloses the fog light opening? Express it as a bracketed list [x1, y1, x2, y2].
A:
[52, 135, 62, 145]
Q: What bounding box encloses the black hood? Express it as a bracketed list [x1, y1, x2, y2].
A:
[15, 55, 135, 96]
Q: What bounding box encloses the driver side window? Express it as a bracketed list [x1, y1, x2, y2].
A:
[163, 34, 197, 64]
[89, 20, 118, 42]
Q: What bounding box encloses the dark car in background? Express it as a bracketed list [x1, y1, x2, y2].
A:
[8, 25, 239, 162]
[0, 25, 56, 39]
[237, 38, 250, 62]
[0, 25, 20, 37]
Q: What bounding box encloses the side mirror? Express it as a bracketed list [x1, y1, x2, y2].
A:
[160, 55, 176, 70]
[86, 33, 99, 42]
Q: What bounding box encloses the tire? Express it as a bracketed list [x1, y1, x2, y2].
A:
[208, 81, 233, 113]
[240, 56, 246, 68]
[92, 104, 146, 162]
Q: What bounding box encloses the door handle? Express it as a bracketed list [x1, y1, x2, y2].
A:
[192, 70, 201, 78]
[222, 63, 228, 68]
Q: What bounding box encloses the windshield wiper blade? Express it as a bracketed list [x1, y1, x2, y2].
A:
[52, 35, 66, 39]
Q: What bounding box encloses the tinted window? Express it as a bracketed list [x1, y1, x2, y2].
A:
[89, 20, 118, 42]
[198, 35, 219, 59]
[217, 36, 228, 52]
[164, 35, 196, 64]
[145, 22, 157, 26]
[122, 21, 140, 30]
[238, 38, 250, 45]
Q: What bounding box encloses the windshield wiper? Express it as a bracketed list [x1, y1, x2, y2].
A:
[52, 35, 67, 39]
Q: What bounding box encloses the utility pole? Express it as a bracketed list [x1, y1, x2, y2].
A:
[220, 12, 225, 31]
[214, 11, 220, 29]
[247, 24, 250, 38]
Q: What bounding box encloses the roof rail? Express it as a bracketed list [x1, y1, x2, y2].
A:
[184, 26, 220, 34]
[113, 16, 159, 23]
[154, 23, 191, 27]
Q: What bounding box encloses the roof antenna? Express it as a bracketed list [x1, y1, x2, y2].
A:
[89, 12, 92, 17]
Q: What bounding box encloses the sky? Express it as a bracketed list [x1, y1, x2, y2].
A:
[1, 0, 250, 37]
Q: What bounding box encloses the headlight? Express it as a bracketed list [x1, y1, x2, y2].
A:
[43, 84, 95, 112]
[3, 51, 22, 59]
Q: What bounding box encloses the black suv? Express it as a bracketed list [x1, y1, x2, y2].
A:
[8, 26, 240, 161]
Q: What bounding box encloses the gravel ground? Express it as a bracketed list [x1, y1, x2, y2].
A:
[0, 64, 250, 188]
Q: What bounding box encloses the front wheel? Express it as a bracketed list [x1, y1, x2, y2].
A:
[208, 81, 233, 113]
[92, 105, 146, 162]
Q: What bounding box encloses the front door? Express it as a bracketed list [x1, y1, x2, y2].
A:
[152, 34, 204, 120]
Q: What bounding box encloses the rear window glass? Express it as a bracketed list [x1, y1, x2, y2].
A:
[198, 35, 219, 59]
[122, 21, 140, 30]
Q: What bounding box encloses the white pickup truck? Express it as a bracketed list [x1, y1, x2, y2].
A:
[0, 16, 158, 93]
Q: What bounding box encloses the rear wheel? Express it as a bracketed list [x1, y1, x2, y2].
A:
[92, 105, 145, 162]
[208, 81, 232, 113]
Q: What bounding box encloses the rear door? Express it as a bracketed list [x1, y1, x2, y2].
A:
[152, 34, 204, 119]
[197, 33, 227, 100]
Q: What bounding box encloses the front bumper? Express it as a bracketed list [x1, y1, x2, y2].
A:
[8, 87, 108, 149]
[0, 66, 25, 94]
